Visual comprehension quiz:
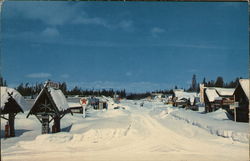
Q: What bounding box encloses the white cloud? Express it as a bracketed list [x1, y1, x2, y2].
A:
[9, 3, 112, 29]
[118, 20, 134, 31]
[151, 27, 165, 37]
[42, 27, 60, 37]
[60, 74, 70, 78]
[72, 16, 111, 28]
[125, 72, 132, 76]
[26, 72, 52, 78]
[11, 3, 78, 26]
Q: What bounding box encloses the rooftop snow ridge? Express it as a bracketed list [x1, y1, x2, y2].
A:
[239, 79, 249, 100]
[0, 86, 28, 111]
[48, 87, 69, 111]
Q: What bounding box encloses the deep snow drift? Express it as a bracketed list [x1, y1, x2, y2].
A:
[1, 99, 249, 161]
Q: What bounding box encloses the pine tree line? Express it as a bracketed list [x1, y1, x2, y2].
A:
[14, 81, 127, 98]
[186, 75, 241, 92]
[0, 75, 243, 99]
[201, 76, 241, 88]
[0, 76, 7, 86]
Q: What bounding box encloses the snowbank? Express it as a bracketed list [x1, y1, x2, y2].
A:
[96, 109, 130, 118]
[168, 108, 249, 143]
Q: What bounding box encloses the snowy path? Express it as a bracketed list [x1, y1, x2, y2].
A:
[1, 100, 249, 161]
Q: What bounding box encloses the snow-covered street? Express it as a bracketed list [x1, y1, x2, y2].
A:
[1, 99, 249, 161]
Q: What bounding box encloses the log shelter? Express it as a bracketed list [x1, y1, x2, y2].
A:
[27, 81, 72, 134]
[1, 87, 26, 137]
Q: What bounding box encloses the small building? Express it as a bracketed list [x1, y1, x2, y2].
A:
[215, 88, 235, 108]
[68, 102, 83, 113]
[27, 81, 71, 134]
[88, 97, 108, 110]
[204, 87, 235, 112]
[173, 89, 198, 110]
[233, 79, 249, 122]
[151, 93, 164, 99]
[204, 88, 220, 112]
[1, 87, 27, 137]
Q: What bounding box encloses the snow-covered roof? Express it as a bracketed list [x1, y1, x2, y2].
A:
[174, 91, 197, 105]
[68, 102, 82, 108]
[215, 88, 235, 96]
[0, 87, 28, 111]
[239, 79, 249, 100]
[205, 88, 219, 102]
[48, 87, 69, 111]
[173, 89, 184, 93]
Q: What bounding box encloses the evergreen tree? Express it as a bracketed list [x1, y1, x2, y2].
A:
[191, 74, 197, 91]
[59, 82, 67, 94]
[0, 76, 3, 86]
[4, 80, 7, 86]
[215, 76, 224, 87]
[202, 77, 207, 85]
[0, 76, 7, 86]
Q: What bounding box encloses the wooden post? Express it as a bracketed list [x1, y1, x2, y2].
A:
[234, 107, 237, 122]
[41, 115, 50, 134]
[54, 116, 61, 133]
[9, 113, 15, 137]
[234, 95, 236, 122]
[82, 105, 86, 118]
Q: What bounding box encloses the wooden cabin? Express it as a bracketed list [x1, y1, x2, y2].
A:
[215, 88, 235, 109]
[204, 87, 235, 113]
[27, 81, 71, 134]
[173, 89, 198, 110]
[1, 87, 27, 137]
[88, 97, 108, 110]
[68, 102, 83, 113]
[233, 79, 249, 122]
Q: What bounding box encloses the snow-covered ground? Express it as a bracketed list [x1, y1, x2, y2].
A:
[1, 99, 249, 161]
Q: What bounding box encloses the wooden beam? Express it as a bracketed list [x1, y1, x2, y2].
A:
[0, 115, 9, 120]
[34, 115, 42, 123]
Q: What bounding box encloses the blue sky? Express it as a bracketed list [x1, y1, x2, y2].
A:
[1, 2, 249, 92]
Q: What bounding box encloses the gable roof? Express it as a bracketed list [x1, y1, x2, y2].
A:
[48, 87, 69, 111]
[174, 91, 197, 105]
[205, 88, 219, 102]
[27, 86, 69, 117]
[215, 88, 235, 96]
[239, 79, 249, 100]
[0, 87, 27, 111]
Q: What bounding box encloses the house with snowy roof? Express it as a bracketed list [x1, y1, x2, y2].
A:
[233, 79, 249, 122]
[204, 87, 235, 113]
[27, 81, 72, 134]
[173, 90, 199, 109]
[1, 87, 28, 137]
